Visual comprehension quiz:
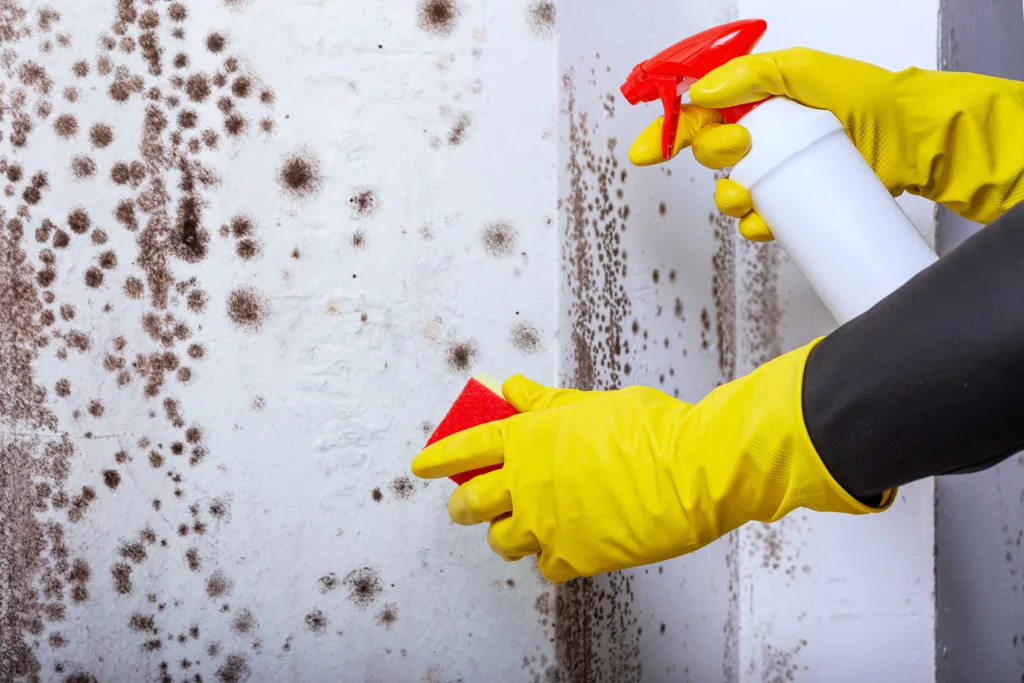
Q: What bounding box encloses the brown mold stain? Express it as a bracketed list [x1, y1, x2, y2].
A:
[349, 188, 380, 218]
[230, 608, 256, 635]
[88, 122, 113, 149]
[226, 287, 269, 331]
[710, 201, 737, 380]
[445, 340, 478, 373]
[527, 2, 556, 37]
[277, 151, 323, 200]
[481, 220, 517, 257]
[417, 0, 461, 35]
[215, 654, 250, 683]
[304, 609, 328, 634]
[389, 476, 415, 500]
[447, 112, 471, 146]
[206, 32, 227, 53]
[343, 567, 383, 608]
[376, 603, 398, 630]
[511, 322, 543, 355]
[102, 470, 121, 490]
[206, 571, 233, 598]
[318, 573, 338, 594]
[560, 70, 632, 392]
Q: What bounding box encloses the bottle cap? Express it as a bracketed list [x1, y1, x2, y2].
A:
[620, 19, 768, 159]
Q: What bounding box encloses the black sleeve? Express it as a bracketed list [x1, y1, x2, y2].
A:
[803, 200, 1024, 502]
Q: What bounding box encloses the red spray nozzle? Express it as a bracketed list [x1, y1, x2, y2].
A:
[620, 19, 768, 160]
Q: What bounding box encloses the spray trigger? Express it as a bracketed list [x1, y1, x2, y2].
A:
[620, 19, 769, 160]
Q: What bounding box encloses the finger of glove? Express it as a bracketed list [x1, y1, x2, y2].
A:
[448, 470, 512, 526]
[411, 421, 504, 479]
[628, 104, 724, 166]
[715, 178, 753, 218]
[502, 374, 594, 413]
[692, 124, 751, 169]
[487, 515, 541, 561]
[537, 553, 579, 584]
[739, 212, 774, 242]
[691, 48, 888, 112]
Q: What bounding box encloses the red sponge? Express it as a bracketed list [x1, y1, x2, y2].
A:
[425, 375, 518, 485]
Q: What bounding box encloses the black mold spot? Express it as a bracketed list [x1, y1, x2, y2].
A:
[304, 609, 327, 634]
[112, 562, 133, 594]
[85, 267, 104, 288]
[206, 32, 227, 53]
[349, 188, 380, 217]
[232, 76, 251, 98]
[71, 156, 97, 179]
[527, 1, 556, 36]
[186, 74, 211, 103]
[376, 603, 398, 630]
[511, 322, 542, 354]
[67, 208, 90, 234]
[277, 151, 323, 200]
[445, 340, 478, 373]
[118, 541, 147, 564]
[230, 609, 256, 635]
[53, 113, 78, 138]
[389, 476, 414, 500]
[206, 571, 233, 598]
[482, 221, 517, 256]
[318, 573, 338, 593]
[129, 613, 157, 632]
[343, 567, 382, 608]
[417, 0, 461, 35]
[226, 287, 269, 330]
[370, 487, 383, 503]
[99, 250, 118, 269]
[448, 113, 471, 146]
[102, 470, 120, 489]
[224, 113, 247, 137]
[90, 123, 113, 148]
[215, 654, 250, 683]
[124, 277, 144, 299]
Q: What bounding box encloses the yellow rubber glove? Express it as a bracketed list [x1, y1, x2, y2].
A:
[630, 48, 1024, 241]
[412, 340, 893, 583]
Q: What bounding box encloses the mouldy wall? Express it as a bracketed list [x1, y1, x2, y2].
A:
[0, 1, 561, 681]
[555, 1, 739, 680]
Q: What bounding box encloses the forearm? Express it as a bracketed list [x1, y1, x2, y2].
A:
[804, 200, 1024, 500]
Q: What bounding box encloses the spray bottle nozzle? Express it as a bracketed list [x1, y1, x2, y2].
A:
[619, 19, 769, 160]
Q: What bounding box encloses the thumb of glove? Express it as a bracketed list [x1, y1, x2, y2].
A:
[501, 375, 595, 413]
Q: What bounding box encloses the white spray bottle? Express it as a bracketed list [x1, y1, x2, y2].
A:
[620, 19, 938, 325]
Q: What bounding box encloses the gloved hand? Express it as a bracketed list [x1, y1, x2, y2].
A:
[630, 48, 1024, 241]
[412, 340, 893, 583]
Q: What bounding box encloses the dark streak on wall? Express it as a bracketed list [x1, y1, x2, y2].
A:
[560, 69, 631, 393]
[554, 67, 639, 683]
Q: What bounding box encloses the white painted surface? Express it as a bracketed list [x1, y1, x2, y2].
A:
[1, 1, 559, 681]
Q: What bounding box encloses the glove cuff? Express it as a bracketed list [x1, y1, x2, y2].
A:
[787, 338, 896, 516]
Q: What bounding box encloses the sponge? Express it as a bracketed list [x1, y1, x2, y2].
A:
[425, 375, 518, 485]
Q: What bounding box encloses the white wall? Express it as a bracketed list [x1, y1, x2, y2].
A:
[0, 1, 559, 681]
